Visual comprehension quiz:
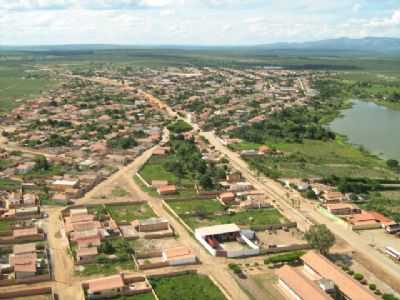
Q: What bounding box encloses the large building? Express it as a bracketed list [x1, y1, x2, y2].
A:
[276, 265, 332, 300]
[302, 251, 378, 300]
[195, 224, 259, 258]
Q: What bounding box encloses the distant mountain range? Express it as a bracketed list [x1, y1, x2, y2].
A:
[255, 37, 400, 53]
[1, 37, 400, 54]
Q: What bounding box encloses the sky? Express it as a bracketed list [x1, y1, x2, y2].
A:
[0, 0, 399, 46]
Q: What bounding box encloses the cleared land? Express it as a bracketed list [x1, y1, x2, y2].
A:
[150, 273, 227, 300]
[106, 203, 156, 224]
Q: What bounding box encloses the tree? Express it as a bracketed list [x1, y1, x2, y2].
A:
[34, 155, 50, 171]
[99, 240, 115, 254]
[304, 224, 335, 255]
[387, 159, 399, 170]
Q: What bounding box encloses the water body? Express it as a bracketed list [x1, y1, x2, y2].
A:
[330, 100, 400, 161]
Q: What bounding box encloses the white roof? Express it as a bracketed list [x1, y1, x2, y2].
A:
[53, 179, 78, 185]
[195, 224, 240, 237]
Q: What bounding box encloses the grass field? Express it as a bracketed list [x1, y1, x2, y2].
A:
[140, 157, 179, 184]
[168, 198, 284, 229]
[0, 65, 56, 113]
[0, 219, 15, 232]
[247, 137, 397, 180]
[139, 156, 197, 197]
[0, 178, 21, 191]
[106, 203, 156, 224]
[150, 273, 227, 300]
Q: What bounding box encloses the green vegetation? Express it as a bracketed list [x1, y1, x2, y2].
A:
[111, 186, 130, 197]
[0, 65, 56, 113]
[304, 224, 335, 255]
[264, 251, 306, 264]
[228, 263, 242, 275]
[0, 178, 21, 191]
[167, 119, 193, 133]
[106, 203, 156, 224]
[361, 192, 400, 222]
[76, 238, 134, 276]
[140, 136, 226, 193]
[133, 175, 159, 197]
[168, 198, 284, 229]
[0, 219, 15, 232]
[107, 135, 138, 149]
[247, 137, 396, 179]
[150, 273, 227, 300]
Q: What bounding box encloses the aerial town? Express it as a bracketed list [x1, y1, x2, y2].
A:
[0, 63, 399, 300]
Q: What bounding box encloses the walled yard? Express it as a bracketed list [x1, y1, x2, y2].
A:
[167, 198, 285, 229]
[150, 273, 227, 300]
[106, 203, 156, 224]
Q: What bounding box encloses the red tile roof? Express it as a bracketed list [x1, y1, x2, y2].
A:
[276, 265, 331, 300]
[302, 251, 378, 300]
[87, 274, 125, 293]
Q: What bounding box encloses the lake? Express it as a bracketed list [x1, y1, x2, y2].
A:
[330, 100, 400, 161]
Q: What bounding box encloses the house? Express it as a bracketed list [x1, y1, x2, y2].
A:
[84, 273, 152, 300]
[226, 172, 242, 183]
[321, 191, 345, 204]
[151, 180, 169, 188]
[13, 227, 40, 240]
[302, 251, 378, 300]
[13, 243, 36, 255]
[162, 246, 197, 266]
[349, 211, 394, 230]
[258, 145, 271, 155]
[15, 162, 35, 175]
[276, 265, 331, 300]
[9, 252, 37, 279]
[218, 192, 236, 206]
[157, 185, 177, 195]
[50, 179, 80, 192]
[326, 203, 361, 215]
[76, 247, 98, 264]
[134, 218, 169, 232]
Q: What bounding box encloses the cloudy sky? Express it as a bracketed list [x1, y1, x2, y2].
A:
[0, 0, 399, 45]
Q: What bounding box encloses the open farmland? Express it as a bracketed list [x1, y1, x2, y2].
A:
[0, 65, 56, 113]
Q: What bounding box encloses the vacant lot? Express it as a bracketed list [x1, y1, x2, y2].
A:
[249, 270, 286, 300]
[106, 203, 156, 224]
[150, 273, 227, 300]
[105, 294, 155, 300]
[168, 198, 284, 229]
[248, 137, 397, 179]
[139, 156, 197, 197]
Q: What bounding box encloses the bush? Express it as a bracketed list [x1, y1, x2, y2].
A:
[369, 284, 377, 291]
[264, 251, 305, 264]
[382, 294, 399, 300]
[347, 270, 354, 276]
[228, 263, 242, 275]
[353, 273, 364, 281]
